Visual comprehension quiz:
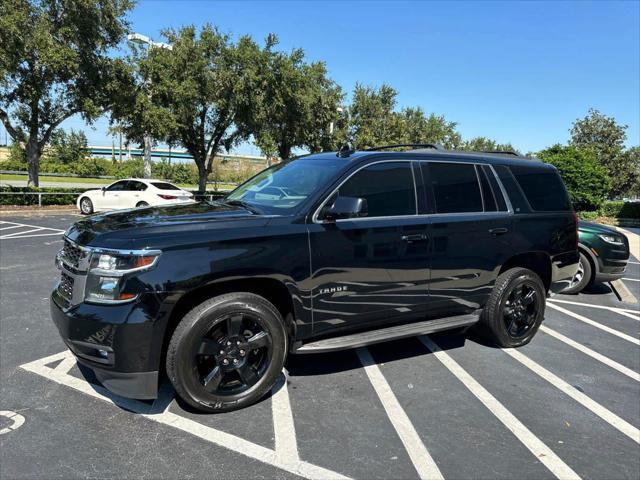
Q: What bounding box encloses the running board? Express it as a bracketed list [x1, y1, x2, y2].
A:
[295, 312, 480, 354]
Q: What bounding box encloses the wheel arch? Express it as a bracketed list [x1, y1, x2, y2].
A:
[498, 251, 552, 292]
[578, 243, 598, 277]
[160, 277, 298, 370]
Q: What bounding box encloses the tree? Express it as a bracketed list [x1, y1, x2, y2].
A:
[399, 107, 461, 148]
[569, 108, 634, 197]
[347, 83, 404, 149]
[458, 136, 517, 153]
[46, 129, 88, 165]
[537, 144, 611, 211]
[141, 25, 264, 191]
[618, 146, 640, 199]
[250, 38, 344, 160]
[0, 0, 133, 186]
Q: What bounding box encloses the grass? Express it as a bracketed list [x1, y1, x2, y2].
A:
[0, 173, 236, 191]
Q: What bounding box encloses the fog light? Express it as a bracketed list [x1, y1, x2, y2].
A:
[98, 349, 109, 358]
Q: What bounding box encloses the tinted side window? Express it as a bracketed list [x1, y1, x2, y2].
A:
[481, 165, 508, 211]
[427, 162, 483, 213]
[339, 162, 416, 217]
[510, 165, 571, 211]
[107, 181, 128, 192]
[494, 165, 529, 213]
[129, 181, 147, 191]
[477, 165, 497, 212]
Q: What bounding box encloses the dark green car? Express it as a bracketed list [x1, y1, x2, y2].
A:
[564, 221, 631, 294]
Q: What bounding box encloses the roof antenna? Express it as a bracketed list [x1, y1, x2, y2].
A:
[336, 144, 355, 158]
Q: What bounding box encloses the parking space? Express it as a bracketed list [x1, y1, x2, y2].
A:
[1, 214, 639, 479]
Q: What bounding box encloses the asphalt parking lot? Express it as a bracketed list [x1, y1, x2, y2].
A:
[1, 213, 639, 480]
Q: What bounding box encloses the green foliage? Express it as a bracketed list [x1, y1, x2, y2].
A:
[7, 142, 26, 163]
[250, 37, 344, 159]
[347, 83, 405, 149]
[123, 24, 269, 191]
[45, 129, 89, 165]
[399, 108, 461, 148]
[458, 137, 517, 153]
[570, 109, 637, 198]
[0, 185, 79, 205]
[0, 0, 134, 186]
[598, 200, 640, 219]
[538, 144, 611, 211]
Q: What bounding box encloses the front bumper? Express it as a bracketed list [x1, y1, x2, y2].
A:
[50, 290, 160, 399]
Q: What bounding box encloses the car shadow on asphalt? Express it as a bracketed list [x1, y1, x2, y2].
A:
[285, 330, 467, 377]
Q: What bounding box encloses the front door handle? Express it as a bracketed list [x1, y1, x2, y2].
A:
[489, 227, 509, 236]
[401, 234, 428, 242]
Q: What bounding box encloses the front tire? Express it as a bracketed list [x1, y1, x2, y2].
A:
[563, 252, 593, 294]
[476, 267, 546, 347]
[166, 293, 287, 412]
[79, 197, 93, 215]
[136, 201, 149, 208]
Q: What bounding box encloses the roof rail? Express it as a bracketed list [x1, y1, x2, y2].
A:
[365, 143, 443, 152]
[482, 150, 522, 157]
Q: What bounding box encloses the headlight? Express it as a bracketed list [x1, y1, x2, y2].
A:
[598, 234, 624, 245]
[85, 250, 160, 304]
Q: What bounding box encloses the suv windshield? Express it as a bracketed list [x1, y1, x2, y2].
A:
[226, 159, 342, 212]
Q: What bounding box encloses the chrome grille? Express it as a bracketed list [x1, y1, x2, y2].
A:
[59, 238, 86, 270]
[58, 272, 75, 300]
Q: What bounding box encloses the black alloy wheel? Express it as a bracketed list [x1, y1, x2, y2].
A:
[476, 267, 546, 347]
[193, 312, 272, 395]
[166, 292, 287, 412]
[502, 281, 541, 339]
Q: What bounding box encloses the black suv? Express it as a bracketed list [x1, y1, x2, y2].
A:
[51, 146, 579, 412]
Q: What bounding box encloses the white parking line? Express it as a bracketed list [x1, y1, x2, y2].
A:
[271, 373, 300, 464]
[419, 336, 580, 480]
[20, 351, 350, 480]
[622, 278, 640, 282]
[547, 303, 640, 345]
[628, 261, 640, 265]
[548, 299, 640, 320]
[1, 227, 45, 238]
[540, 325, 640, 381]
[0, 221, 64, 240]
[549, 298, 639, 316]
[504, 348, 640, 444]
[356, 347, 444, 480]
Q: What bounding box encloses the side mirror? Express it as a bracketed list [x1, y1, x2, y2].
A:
[322, 196, 368, 222]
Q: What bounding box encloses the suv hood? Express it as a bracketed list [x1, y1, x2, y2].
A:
[66, 201, 272, 247]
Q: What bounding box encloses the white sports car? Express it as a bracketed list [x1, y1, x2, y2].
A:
[77, 178, 195, 214]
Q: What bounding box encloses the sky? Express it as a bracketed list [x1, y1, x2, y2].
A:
[5, 0, 638, 155]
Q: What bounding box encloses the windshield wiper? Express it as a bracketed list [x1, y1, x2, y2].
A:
[224, 199, 262, 214]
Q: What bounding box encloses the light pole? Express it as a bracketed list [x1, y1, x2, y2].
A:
[127, 33, 172, 179]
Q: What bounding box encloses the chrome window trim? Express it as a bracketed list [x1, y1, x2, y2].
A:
[313, 159, 515, 224]
[474, 164, 486, 213]
[486, 164, 514, 213]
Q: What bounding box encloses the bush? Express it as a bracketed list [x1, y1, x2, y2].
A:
[599, 201, 640, 219]
[0, 186, 80, 206]
[578, 201, 640, 221]
[538, 144, 611, 211]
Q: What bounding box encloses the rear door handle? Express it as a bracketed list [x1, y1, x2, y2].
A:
[401, 234, 428, 242]
[489, 227, 509, 236]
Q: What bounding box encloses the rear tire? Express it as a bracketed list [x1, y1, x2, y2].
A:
[79, 197, 93, 215]
[563, 252, 593, 294]
[136, 201, 149, 208]
[476, 267, 545, 348]
[166, 293, 287, 412]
